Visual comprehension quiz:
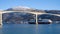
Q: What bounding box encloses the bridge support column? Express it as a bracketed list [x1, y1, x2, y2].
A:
[0, 12, 2, 25]
[36, 14, 38, 24]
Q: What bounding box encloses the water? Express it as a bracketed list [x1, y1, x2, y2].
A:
[0, 24, 60, 34]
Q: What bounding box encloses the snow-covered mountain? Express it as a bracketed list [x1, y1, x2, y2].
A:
[6, 6, 35, 11]
[5, 6, 60, 14]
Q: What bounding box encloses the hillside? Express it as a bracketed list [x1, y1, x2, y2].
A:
[2, 6, 60, 24]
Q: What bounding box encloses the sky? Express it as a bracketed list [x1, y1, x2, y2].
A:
[0, 0, 60, 10]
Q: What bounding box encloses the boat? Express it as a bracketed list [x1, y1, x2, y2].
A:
[28, 19, 52, 24]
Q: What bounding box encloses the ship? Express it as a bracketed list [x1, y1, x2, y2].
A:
[28, 19, 52, 24]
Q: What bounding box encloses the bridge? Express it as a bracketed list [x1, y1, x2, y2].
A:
[0, 11, 60, 25]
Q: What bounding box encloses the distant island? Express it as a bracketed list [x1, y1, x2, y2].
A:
[2, 6, 60, 24]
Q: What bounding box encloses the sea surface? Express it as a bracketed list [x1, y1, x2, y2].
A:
[0, 24, 60, 34]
